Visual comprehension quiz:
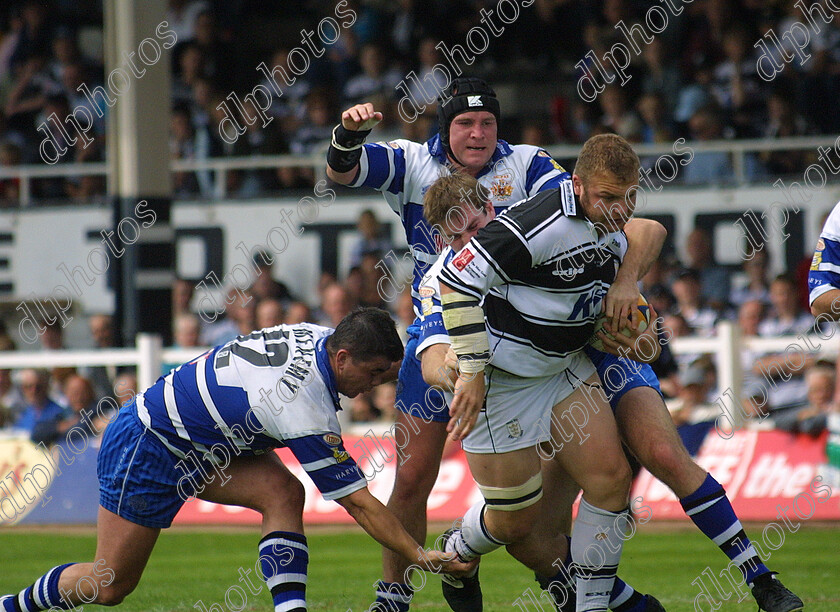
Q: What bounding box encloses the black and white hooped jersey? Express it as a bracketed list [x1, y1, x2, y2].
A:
[438, 183, 628, 378]
[351, 134, 568, 315]
[136, 323, 366, 501]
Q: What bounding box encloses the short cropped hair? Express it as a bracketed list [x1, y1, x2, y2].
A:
[326, 307, 403, 363]
[574, 133, 640, 185]
[423, 171, 489, 231]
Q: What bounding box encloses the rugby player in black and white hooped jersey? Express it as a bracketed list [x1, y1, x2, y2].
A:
[430, 135, 803, 612]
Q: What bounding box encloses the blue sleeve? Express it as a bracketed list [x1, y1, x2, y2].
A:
[525, 151, 570, 195]
[353, 143, 406, 195]
[809, 236, 840, 304]
[283, 434, 366, 500]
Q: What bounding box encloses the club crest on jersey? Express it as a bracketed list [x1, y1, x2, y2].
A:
[452, 248, 475, 271]
[506, 418, 522, 439]
[812, 240, 824, 270]
[490, 175, 513, 200]
[323, 433, 342, 446]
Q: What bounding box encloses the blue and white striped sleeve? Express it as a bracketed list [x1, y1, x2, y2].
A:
[283, 433, 367, 501]
[350, 142, 407, 196]
[525, 149, 570, 195]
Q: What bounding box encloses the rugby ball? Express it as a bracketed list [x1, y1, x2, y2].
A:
[588, 294, 651, 352]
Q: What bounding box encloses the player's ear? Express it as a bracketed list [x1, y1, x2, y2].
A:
[572, 174, 583, 195]
[335, 349, 350, 371]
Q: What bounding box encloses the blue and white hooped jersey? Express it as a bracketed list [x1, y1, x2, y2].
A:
[809, 200, 840, 305]
[416, 247, 455, 357]
[135, 323, 366, 501]
[352, 134, 569, 315]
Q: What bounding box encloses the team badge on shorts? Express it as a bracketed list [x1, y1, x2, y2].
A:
[506, 419, 522, 439]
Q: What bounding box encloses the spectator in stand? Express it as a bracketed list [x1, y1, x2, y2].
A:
[684, 227, 731, 311]
[255, 298, 285, 329]
[671, 268, 719, 336]
[774, 361, 836, 436]
[171, 42, 207, 107]
[5, 56, 59, 149]
[637, 92, 674, 145]
[640, 37, 682, 112]
[202, 288, 256, 346]
[318, 283, 351, 328]
[112, 371, 137, 408]
[247, 249, 295, 304]
[170, 102, 213, 198]
[358, 252, 387, 308]
[173, 313, 202, 348]
[752, 274, 816, 413]
[598, 85, 642, 142]
[342, 42, 402, 107]
[284, 301, 312, 325]
[165, 0, 209, 43]
[287, 88, 336, 187]
[350, 392, 380, 423]
[188, 10, 234, 91]
[371, 380, 398, 422]
[350, 209, 393, 268]
[674, 57, 715, 133]
[682, 105, 735, 185]
[15, 368, 67, 443]
[760, 89, 817, 176]
[730, 246, 771, 307]
[406, 37, 449, 106]
[759, 273, 814, 337]
[0, 335, 24, 427]
[7, 0, 53, 75]
[82, 314, 116, 400]
[34, 374, 102, 445]
[172, 277, 196, 318]
[711, 26, 764, 137]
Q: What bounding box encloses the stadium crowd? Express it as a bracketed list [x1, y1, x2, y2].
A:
[1, 0, 840, 204]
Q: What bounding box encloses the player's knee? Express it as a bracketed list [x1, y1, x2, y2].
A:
[392, 460, 439, 500]
[489, 508, 538, 542]
[97, 580, 138, 606]
[583, 462, 632, 508]
[643, 438, 691, 485]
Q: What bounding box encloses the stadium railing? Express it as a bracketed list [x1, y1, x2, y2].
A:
[0, 136, 836, 206]
[0, 322, 835, 429]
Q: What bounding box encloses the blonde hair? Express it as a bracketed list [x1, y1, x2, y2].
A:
[423, 171, 489, 231]
[574, 133, 640, 185]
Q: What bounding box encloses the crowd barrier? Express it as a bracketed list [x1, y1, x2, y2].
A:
[0, 324, 838, 525]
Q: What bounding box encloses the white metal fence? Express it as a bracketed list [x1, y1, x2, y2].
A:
[0, 322, 835, 428]
[0, 136, 836, 206]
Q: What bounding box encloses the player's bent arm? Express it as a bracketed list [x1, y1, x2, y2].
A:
[811, 288, 840, 319]
[336, 487, 471, 574]
[326, 103, 383, 185]
[606, 219, 667, 331]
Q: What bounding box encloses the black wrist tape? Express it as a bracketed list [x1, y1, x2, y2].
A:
[327, 144, 363, 173]
[334, 124, 371, 149]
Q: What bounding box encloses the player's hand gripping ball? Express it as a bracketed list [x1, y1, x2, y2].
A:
[589, 294, 651, 351]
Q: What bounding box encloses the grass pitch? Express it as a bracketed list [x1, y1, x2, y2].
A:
[0, 524, 838, 611]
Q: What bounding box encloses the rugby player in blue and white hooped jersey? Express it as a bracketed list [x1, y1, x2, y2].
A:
[327, 77, 579, 611]
[810, 202, 840, 319]
[0, 309, 473, 612]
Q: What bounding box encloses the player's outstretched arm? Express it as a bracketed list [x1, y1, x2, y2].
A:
[336, 487, 474, 575]
[605, 218, 667, 333]
[420, 344, 458, 392]
[325, 103, 383, 185]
